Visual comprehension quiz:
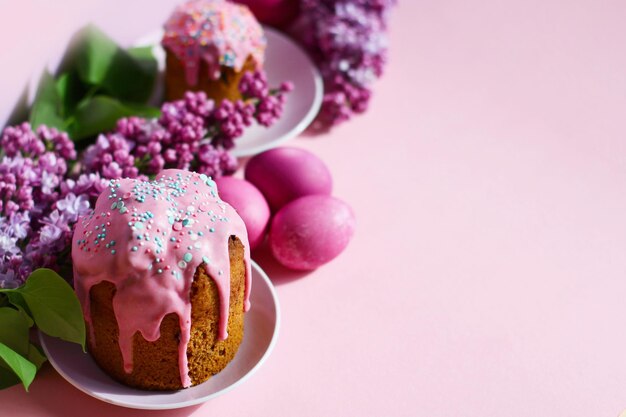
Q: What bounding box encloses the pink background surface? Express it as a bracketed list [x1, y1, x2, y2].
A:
[1, 0, 626, 415]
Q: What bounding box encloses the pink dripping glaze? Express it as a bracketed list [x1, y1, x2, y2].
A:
[162, 0, 266, 86]
[72, 169, 251, 388]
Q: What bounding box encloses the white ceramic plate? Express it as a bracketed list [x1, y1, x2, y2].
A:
[39, 261, 280, 410]
[135, 26, 323, 157]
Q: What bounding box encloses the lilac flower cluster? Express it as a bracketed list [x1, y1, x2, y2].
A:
[293, 0, 395, 127]
[82, 70, 291, 179]
[0, 123, 106, 288]
[239, 71, 294, 128]
[81, 96, 236, 180]
[0, 70, 290, 288]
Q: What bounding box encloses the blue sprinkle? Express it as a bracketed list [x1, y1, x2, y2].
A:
[135, 222, 144, 229]
[209, 227, 215, 233]
[120, 207, 128, 214]
[183, 253, 193, 262]
[111, 249, 116, 255]
[202, 256, 210, 264]
[170, 237, 177, 242]
[111, 202, 118, 209]
[131, 246, 138, 252]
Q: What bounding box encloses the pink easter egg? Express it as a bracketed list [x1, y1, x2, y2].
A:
[244, 147, 333, 212]
[215, 176, 270, 250]
[269, 195, 355, 270]
[233, 0, 300, 28]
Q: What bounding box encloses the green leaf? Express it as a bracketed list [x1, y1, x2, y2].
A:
[70, 95, 160, 141]
[73, 25, 157, 102]
[127, 46, 158, 81]
[0, 343, 37, 391]
[27, 344, 47, 370]
[0, 366, 21, 390]
[55, 70, 89, 117]
[6, 293, 34, 327]
[29, 70, 65, 131]
[0, 307, 31, 355]
[0, 294, 8, 308]
[15, 269, 85, 351]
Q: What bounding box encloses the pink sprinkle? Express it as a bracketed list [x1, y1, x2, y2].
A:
[173, 222, 183, 231]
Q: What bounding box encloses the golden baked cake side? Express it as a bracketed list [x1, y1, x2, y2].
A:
[87, 236, 245, 390]
[165, 52, 258, 103]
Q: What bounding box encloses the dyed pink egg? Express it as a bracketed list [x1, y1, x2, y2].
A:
[269, 195, 355, 270]
[215, 176, 270, 250]
[245, 147, 333, 212]
[233, 0, 300, 28]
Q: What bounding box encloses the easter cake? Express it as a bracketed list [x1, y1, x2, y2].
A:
[162, 0, 266, 103]
[72, 169, 251, 390]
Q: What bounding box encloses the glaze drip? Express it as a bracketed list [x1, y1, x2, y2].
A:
[72, 169, 251, 388]
[162, 0, 266, 85]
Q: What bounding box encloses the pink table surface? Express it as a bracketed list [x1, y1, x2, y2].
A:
[2, 0, 626, 415]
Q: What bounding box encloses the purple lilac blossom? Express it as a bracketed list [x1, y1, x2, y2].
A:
[293, 0, 395, 127]
[0, 69, 289, 287]
[82, 77, 288, 180]
[0, 123, 96, 288]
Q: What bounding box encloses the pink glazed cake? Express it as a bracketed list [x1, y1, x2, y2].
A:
[72, 169, 251, 390]
[162, 0, 266, 102]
